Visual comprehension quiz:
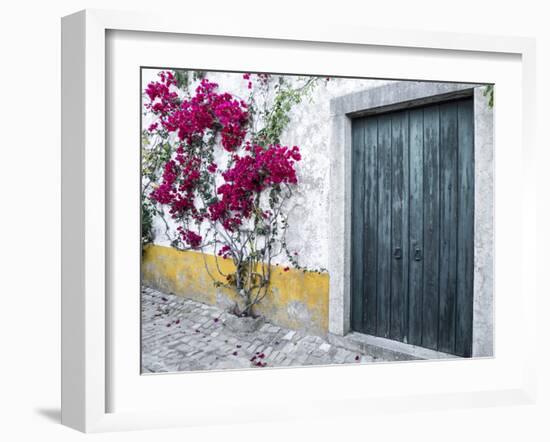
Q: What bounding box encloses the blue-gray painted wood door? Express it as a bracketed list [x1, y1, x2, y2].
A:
[351, 97, 474, 357]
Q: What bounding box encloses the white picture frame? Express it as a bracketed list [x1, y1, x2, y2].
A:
[61, 9, 537, 433]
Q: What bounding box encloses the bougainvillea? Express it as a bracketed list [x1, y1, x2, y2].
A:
[143, 70, 322, 316]
[146, 76, 248, 151]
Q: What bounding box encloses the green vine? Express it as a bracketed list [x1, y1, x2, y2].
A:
[484, 85, 494, 108]
[254, 77, 319, 145]
[173, 69, 205, 94]
[141, 196, 155, 249]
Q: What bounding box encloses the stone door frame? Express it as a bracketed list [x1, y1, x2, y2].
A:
[327, 81, 494, 357]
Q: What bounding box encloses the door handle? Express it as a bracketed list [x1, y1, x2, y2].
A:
[414, 247, 422, 261]
[393, 247, 402, 260]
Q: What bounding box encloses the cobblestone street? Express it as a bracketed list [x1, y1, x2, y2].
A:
[141, 286, 381, 372]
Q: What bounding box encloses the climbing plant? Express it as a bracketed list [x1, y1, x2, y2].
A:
[142, 70, 325, 316]
[484, 84, 494, 108]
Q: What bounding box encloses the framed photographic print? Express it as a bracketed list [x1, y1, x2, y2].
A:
[61, 9, 537, 433]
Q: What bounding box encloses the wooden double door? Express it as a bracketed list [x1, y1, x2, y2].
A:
[350, 97, 474, 357]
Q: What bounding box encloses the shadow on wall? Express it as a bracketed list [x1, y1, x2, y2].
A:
[34, 408, 61, 423]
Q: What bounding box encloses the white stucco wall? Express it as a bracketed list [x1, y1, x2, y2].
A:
[142, 68, 395, 270]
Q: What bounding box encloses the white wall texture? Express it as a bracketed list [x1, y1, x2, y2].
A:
[143, 68, 395, 270]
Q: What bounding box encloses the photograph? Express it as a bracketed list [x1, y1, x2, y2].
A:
[1, 0, 545, 438]
[140, 68, 495, 373]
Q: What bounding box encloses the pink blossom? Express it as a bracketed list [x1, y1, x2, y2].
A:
[145, 75, 248, 152]
[145, 71, 302, 244]
[180, 229, 202, 249]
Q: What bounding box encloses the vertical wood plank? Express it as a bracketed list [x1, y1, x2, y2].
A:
[364, 118, 379, 334]
[376, 114, 392, 338]
[422, 104, 440, 350]
[408, 108, 424, 346]
[390, 111, 409, 341]
[351, 119, 365, 332]
[456, 98, 474, 357]
[438, 101, 459, 354]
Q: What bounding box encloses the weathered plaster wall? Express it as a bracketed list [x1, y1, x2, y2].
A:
[472, 87, 494, 357]
[142, 69, 395, 270]
[142, 244, 329, 335]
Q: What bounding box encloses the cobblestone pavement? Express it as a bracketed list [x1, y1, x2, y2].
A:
[141, 286, 380, 373]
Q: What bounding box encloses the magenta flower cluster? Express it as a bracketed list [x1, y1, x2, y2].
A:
[151, 150, 202, 219]
[144, 71, 179, 119]
[146, 71, 302, 249]
[146, 73, 248, 151]
[210, 144, 301, 231]
[242, 72, 271, 89]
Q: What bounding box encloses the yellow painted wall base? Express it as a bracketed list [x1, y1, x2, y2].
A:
[142, 244, 330, 335]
